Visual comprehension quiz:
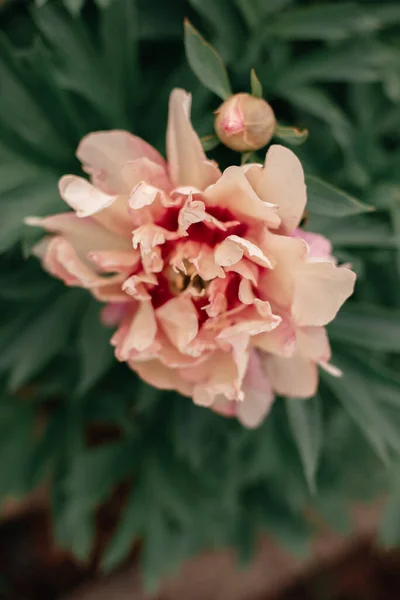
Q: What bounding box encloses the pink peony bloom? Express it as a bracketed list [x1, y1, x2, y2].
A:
[26, 89, 356, 428]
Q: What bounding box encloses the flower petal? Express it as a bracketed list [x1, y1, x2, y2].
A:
[292, 261, 356, 326]
[130, 359, 193, 396]
[237, 350, 275, 428]
[247, 145, 306, 233]
[77, 130, 166, 194]
[157, 296, 199, 353]
[166, 89, 221, 190]
[205, 166, 280, 229]
[115, 301, 158, 359]
[262, 352, 318, 398]
[296, 326, 331, 363]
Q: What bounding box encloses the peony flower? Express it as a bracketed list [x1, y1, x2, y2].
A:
[26, 88, 356, 428]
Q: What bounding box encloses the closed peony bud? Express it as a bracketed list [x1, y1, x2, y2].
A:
[214, 93, 276, 152]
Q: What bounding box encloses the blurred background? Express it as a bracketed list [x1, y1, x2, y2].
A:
[0, 0, 400, 598]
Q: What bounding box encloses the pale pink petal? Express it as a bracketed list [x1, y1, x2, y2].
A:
[120, 157, 172, 192]
[292, 261, 356, 327]
[166, 89, 221, 190]
[116, 301, 157, 360]
[157, 296, 199, 353]
[292, 229, 333, 260]
[205, 166, 280, 229]
[192, 246, 225, 281]
[130, 359, 193, 396]
[238, 278, 255, 305]
[218, 306, 281, 339]
[215, 235, 274, 269]
[257, 231, 308, 311]
[193, 350, 246, 406]
[26, 213, 131, 256]
[59, 175, 117, 216]
[252, 319, 296, 357]
[101, 302, 130, 326]
[122, 271, 157, 300]
[88, 249, 140, 273]
[40, 236, 126, 302]
[296, 326, 331, 363]
[262, 352, 318, 398]
[237, 350, 275, 428]
[77, 130, 166, 194]
[226, 258, 259, 286]
[57, 177, 133, 237]
[247, 145, 306, 233]
[132, 224, 182, 251]
[319, 362, 342, 377]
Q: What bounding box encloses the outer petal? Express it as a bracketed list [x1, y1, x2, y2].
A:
[292, 229, 333, 260]
[292, 261, 356, 327]
[59, 175, 133, 237]
[26, 213, 131, 256]
[130, 359, 193, 396]
[262, 352, 318, 398]
[77, 130, 166, 194]
[296, 326, 331, 363]
[157, 296, 199, 353]
[205, 166, 280, 229]
[166, 89, 221, 190]
[237, 350, 275, 428]
[246, 145, 306, 233]
[253, 318, 297, 357]
[115, 301, 158, 360]
[39, 236, 126, 301]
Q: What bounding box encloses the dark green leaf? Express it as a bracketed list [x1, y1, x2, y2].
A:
[77, 300, 114, 395]
[275, 123, 308, 145]
[184, 20, 232, 100]
[286, 396, 322, 494]
[379, 473, 400, 547]
[201, 134, 220, 151]
[269, 4, 379, 41]
[305, 174, 373, 217]
[329, 304, 400, 352]
[2, 291, 84, 390]
[322, 356, 400, 461]
[250, 68, 263, 97]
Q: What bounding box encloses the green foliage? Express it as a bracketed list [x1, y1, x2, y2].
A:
[0, 0, 400, 589]
[184, 19, 232, 100]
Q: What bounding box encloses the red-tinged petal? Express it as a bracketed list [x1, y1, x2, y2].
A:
[205, 166, 280, 229]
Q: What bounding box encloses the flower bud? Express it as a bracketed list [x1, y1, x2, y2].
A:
[214, 93, 276, 152]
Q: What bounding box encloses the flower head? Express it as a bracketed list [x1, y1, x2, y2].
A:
[215, 93, 276, 152]
[27, 88, 356, 427]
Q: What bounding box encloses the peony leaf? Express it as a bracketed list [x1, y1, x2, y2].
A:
[285, 396, 322, 494]
[201, 134, 220, 151]
[250, 68, 263, 98]
[184, 19, 232, 100]
[379, 473, 400, 547]
[305, 174, 374, 217]
[275, 123, 308, 145]
[76, 300, 115, 395]
[321, 355, 400, 462]
[328, 304, 400, 352]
